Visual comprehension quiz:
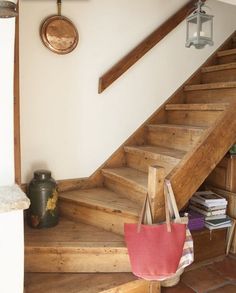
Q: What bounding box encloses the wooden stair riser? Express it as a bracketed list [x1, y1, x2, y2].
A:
[24, 274, 160, 293]
[59, 199, 137, 235]
[201, 68, 236, 84]
[147, 125, 204, 151]
[185, 88, 236, 104]
[167, 110, 222, 127]
[217, 53, 236, 65]
[25, 247, 130, 273]
[104, 177, 145, 205]
[125, 152, 179, 174]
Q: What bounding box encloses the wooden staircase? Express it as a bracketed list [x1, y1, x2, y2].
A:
[25, 32, 236, 293]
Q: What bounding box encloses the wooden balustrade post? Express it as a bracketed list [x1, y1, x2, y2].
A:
[148, 165, 165, 222]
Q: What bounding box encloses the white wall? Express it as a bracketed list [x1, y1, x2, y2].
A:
[20, 0, 236, 183]
[0, 19, 15, 185]
[0, 16, 24, 293]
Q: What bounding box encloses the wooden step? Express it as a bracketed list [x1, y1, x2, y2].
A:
[147, 124, 206, 151]
[25, 218, 130, 273]
[124, 145, 185, 174]
[184, 82, 236, 104]
[217, 48, 236, 64]
[201, 63, 236, 83]
[184, 82, 236, 91]
[166, 103, 226, 127]
[166, 103, 228, 111]
[59, 187, 140, 235]
[102, 167, 147, 204]
[24, 273, 158, 293]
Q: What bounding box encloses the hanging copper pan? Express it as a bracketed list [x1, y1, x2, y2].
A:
[40, 0, 78, 54]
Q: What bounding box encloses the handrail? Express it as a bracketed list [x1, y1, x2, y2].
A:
[98, 0, 197, 93]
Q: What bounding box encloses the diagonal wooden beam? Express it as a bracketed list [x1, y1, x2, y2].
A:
[98, 0, 197, 93]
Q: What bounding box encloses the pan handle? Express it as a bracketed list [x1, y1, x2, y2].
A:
[57, 0, 62, 16]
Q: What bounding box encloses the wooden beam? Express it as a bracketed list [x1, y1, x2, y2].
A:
[148, 166, 165, 221]
[14, 3, 21, 185]
[98, 0, 196, 93]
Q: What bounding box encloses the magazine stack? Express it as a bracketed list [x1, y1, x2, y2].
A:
[189, 190, 232, 230]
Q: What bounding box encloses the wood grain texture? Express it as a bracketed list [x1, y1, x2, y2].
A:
[148, 166, 165, 221]
[185, 81, 236, 91]
[24, 274, 159, 293]
[98, 0, 196, 93]
[167, 110, 222, 127]
[201, 67, 236, 84]
[25, 218, 130, 272]
[166, 104, 236, 210]
[59, 188, 140, 234]
[125, 145, 185, 174]
[147, 124, 205, 151]
[166, 103, 229, 111]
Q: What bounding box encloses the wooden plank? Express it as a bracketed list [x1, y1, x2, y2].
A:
[202, 62, 236, 73]
[147, 124, 205, 151]
[201, 68, 236, 84]
[25, 218, 130, 272]
[102, 167, 148, 195]
[24, 274, 158, 293]
[206, 156, 236, 192]
[148, 166, 165, 221]
[14, 4, 21, 185]
[166, 103, 228, 111]
[98, 0, 197, 93]
[59, 200, 137, 235]
[167, 110, 222, 127]
[166, 104, 236, 211]
[125, 145, 184, 174]
[184, 81, 236, 91]
[59, 188, 140, 217]
[217, 48, 236, 57]
[185, 88, 236, 104]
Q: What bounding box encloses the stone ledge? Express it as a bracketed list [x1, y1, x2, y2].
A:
[0, 184, 30, 213]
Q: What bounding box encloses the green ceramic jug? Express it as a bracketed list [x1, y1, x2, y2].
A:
[27, 170, 59, 228]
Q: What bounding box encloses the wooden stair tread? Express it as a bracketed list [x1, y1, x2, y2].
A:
[165, 103, 228, 111]
[59, 187, 140, 218]
[202, 62, 236, 73]
[184, 82, 236, 91]
[24, 273, 147, 293]
[102, 167, 147, 193]
[25, 218, 125, 247]
[124, 145, 186, 159]
[217, 48, 236, 57]
[148, 123, 207, 131]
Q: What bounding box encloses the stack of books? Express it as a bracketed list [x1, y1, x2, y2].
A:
[189, 190, 232, 230]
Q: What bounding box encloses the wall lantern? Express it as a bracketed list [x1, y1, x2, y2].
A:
[186, 0, 213, 49]
[0, 1, 17, 18]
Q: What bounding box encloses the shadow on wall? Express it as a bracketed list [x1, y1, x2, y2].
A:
[27, 161, 50, 183]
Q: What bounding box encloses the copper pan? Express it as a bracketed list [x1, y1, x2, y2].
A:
[40, 0, 78, 55]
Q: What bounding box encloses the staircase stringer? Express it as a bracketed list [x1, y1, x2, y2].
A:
[165, 104, 236, 212]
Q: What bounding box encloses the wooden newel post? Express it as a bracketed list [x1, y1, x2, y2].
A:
[148, 165, 165, 222]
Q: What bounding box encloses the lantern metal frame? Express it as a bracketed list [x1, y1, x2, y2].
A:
[186, 0, 213, 49]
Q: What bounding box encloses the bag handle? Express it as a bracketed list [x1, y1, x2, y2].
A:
[137, 193, 153, 232]
[137, 180, 181, 232]
[165, 179, 181, 222]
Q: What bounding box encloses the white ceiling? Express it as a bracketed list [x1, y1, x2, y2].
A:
[217, 0, 236, 5]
